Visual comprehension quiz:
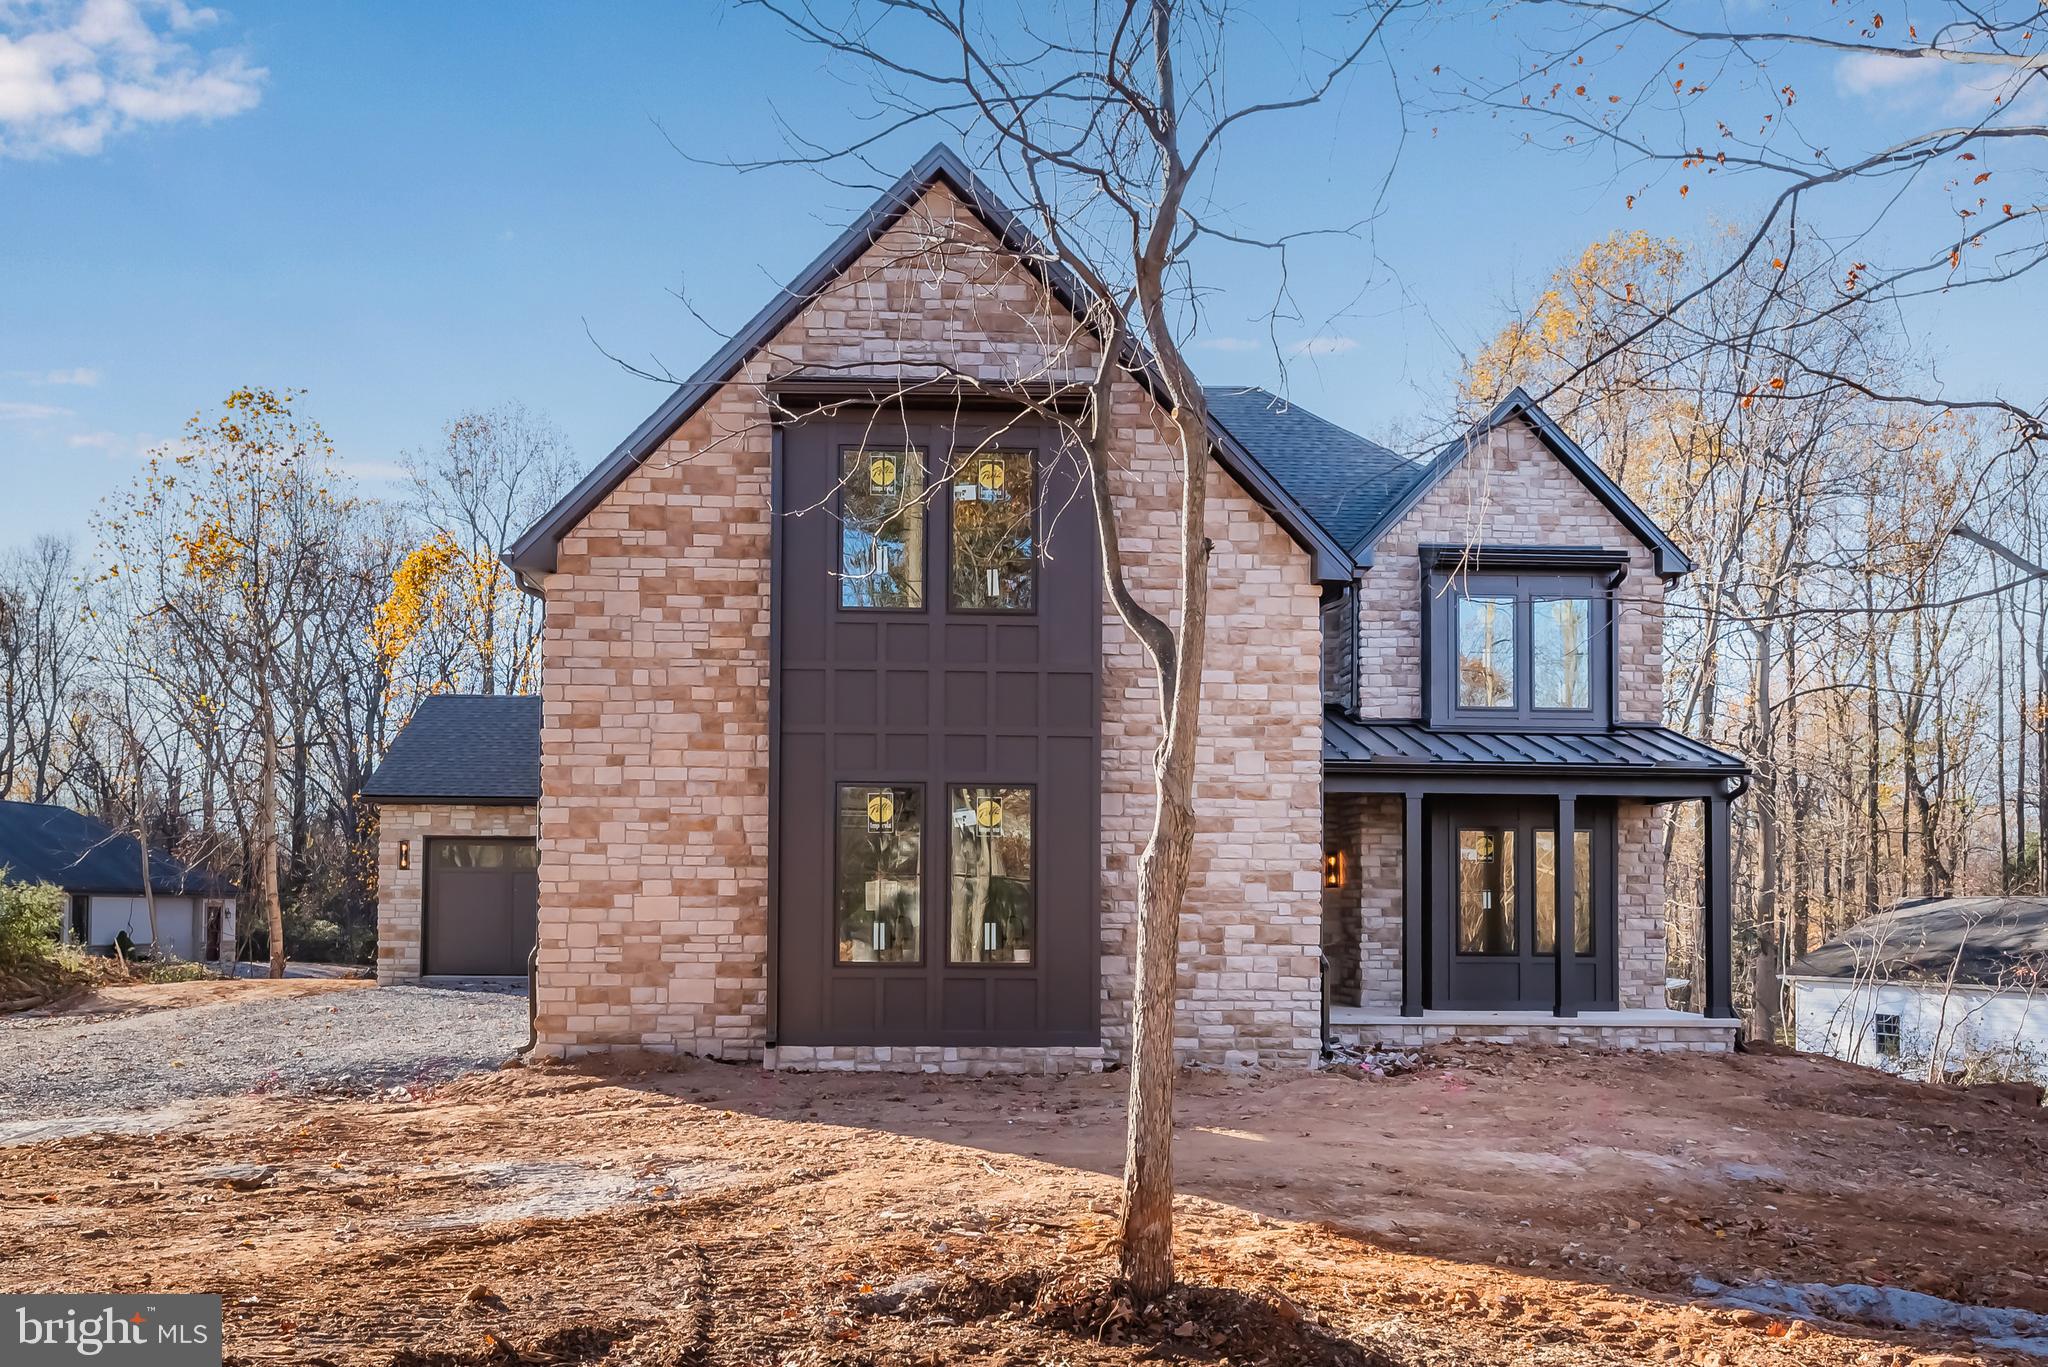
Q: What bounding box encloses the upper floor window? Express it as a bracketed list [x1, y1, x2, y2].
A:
[839, 446, 926, 609]
[1425, 547, 1620, 728]
[949, 448, 1035, 611]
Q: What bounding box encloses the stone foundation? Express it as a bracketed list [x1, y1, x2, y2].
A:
[766, 1044, 1108, 1075]
[1331, 1009, 1736, 1053]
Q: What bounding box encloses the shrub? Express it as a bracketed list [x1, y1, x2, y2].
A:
[0, 873, 65, 969]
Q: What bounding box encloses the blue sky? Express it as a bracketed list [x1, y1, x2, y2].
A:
[1, 2, 2038, 549]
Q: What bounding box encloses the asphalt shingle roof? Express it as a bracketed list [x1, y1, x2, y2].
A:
[360, 694, 541, 804]
[0, 801, 234, 897]
[1203, 385, 1429, 551]
[1790, 896, 2048, 988]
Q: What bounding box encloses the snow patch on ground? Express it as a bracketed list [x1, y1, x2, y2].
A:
[1696, 1276, 2048, 1357]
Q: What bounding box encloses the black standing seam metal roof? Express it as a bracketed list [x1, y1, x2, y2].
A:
[359, 694, 542, 804]
[0, 800, 235, 897]
[504, 143, 1356, 586]
[1322, 714, 1746, 774]
[1789, 896, 2048, 988]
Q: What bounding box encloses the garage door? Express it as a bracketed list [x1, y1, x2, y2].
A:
[425, 839, 538, 976]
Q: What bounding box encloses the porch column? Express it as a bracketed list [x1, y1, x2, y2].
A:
[1704, 793, 1735, 1020]
[1401, 790, 1424, 1017]
[1553, 793, 1577, 1018]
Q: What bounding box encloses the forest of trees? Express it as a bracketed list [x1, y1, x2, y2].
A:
[0, 392, 573, 968]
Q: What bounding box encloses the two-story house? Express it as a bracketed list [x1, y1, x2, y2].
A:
[362, 145, 1744, 1069]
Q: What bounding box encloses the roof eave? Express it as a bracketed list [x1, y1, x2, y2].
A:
[1348, 388, 1695, 578]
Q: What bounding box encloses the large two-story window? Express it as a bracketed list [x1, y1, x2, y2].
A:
[1423, 547, 1623, 728]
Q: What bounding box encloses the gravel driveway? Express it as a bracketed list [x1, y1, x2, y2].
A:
[0, 985, 528, 1126]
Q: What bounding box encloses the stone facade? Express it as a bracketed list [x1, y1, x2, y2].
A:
[532, 180, 1323, 1067]
[1330, 415, 1677, 1021]
[374, 802, 540, 984]
[1332, 1015, 1734, 1053]
[1353, 414, 1665, 724]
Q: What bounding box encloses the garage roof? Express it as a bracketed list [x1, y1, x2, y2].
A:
[1790, 896, 2048, 988]
[361, 695, 541, 804]
[0, 800, 235, 897]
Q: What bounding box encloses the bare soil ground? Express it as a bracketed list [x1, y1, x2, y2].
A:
[2, 1043, 2044, 1365]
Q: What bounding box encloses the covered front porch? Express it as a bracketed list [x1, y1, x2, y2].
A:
[1320, 715, 1746, 1050]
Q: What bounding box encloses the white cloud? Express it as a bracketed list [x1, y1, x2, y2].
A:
[1290, 335, 1359, 357]
[1834, 51, 2048, 120]
[0, 0, 264, 159]
[0, 400, 70, 419]
[7, 365, 100, 385]
[1834, 52, 1940, 97]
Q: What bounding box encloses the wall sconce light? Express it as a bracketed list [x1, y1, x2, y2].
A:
[397, 839, 411, 871]
[1323, 850, 1345, 888]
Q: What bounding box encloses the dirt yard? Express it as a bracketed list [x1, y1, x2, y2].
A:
[2, 1041, 2045, 1365]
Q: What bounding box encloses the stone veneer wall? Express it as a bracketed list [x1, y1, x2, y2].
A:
[374, 802, 540, 984]
[534, 180, 1323, 1067]
[1353, 415, 1664, 724]
[1616, 802, 1669, 1009]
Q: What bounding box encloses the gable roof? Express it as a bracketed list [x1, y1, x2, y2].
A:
[505, 143, 1357, 586]
[0, 801, 235, 898]
[1790, 897, 2048, 989]
[360, 694, 542, 805]
[1352, 388, 1694, 578]
[1203, 387, 1431, 551]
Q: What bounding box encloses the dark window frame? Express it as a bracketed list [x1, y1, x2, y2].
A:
[943, 780, 1039, 969]
[943, 444, 1041, 615]
[831, 781, 929, 968]
[1419, 545, 1626, 731]
[835, 443, 931, 613]
[1874, 1010, 1903, 1059]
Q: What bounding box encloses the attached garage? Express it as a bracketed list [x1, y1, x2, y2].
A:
[361, 695, 541, 985]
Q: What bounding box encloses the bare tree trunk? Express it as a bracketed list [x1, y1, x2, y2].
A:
[259, 680, 286, 979]
[1999, 599, 2012, 892]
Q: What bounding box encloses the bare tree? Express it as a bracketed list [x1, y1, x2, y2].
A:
[396, 403, 577, 696]
[713, 0, 1412, 1295]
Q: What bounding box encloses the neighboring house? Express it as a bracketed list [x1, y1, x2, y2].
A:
[0, 800, 237, 962]
[363, 144, 1745, 1070]
[1789, 897, 2048, 1082]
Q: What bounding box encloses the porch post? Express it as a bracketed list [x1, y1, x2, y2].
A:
[1553, 793, 1577, 1018]
[1704, 794, 1735, 1020]
[1401, 790, 1424, 1017]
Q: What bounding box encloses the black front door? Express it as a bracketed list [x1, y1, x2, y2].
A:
[1428, 798, 1615, 1010]
[775, 406, 1101, 1046]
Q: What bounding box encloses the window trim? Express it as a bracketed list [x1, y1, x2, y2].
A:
[943, 444, 1040, 615]
[1419, 545, 1625, 731]
[944, 781, 1039, 968]
[835, 443, 930, 614]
